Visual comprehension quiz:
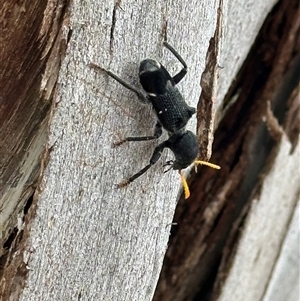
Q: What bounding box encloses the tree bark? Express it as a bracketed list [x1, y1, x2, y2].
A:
[1, 0, 299, 300]
[0, 0, 69, 298]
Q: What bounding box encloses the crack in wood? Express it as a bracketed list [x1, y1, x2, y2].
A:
[110, 0, 122, 54]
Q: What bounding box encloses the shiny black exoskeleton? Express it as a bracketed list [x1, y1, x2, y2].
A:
[90, 42, 199, 186]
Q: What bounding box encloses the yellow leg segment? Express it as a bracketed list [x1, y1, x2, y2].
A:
[179, 171, 190, 199]
[179, 161, 220, 199]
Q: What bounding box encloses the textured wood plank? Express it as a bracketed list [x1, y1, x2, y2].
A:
[216, 136, 300, 301]
[217, 0, 279, 105]
[19, 1, 220, 300]
[263, 201, 300, 301]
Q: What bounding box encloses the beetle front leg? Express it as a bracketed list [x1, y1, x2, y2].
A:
[89, 63, 149, 102]
[118, 140, 168, 187]
[113, 122, 162, 147]
[163, 41, 188, 84]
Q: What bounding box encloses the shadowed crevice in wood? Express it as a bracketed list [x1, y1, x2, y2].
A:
[153, 0, 300, 300]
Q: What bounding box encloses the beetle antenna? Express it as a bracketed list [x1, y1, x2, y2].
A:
[194, 160, 221, 170]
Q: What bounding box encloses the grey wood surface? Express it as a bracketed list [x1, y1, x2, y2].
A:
[17, 0, 298, 300]
[20, 1, 220, 299]
[217, 136, 300, 301]
[263, 201, 299, 301]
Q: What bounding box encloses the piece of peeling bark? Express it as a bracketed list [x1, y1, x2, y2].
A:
[197, 0, 223, 162]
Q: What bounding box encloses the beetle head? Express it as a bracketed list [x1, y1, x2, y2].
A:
[166, 131, 198, 170]
[139, 59, 161, 74]
[139, 59, 172, 95]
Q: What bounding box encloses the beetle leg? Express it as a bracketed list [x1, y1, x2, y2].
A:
[179, 170, 190, 199]
[163, 41, 187, 84]
[89, 63, 149, 102]
[118, 140, 168, 187]
[113, 122, 162, 147]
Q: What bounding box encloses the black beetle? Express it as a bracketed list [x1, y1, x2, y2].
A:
[90, 41, 220, 198]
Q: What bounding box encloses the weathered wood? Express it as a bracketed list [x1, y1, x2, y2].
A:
[19, 1, 222, 300]
[0, 0, 48, 247]
[263, 202, 299, 301]
[216, 137, 299, 301]
[0, 0, 70, 298]
[2, 0, 298, 300]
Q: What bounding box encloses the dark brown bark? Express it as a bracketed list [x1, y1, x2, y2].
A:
[0, 0, 70, 298]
